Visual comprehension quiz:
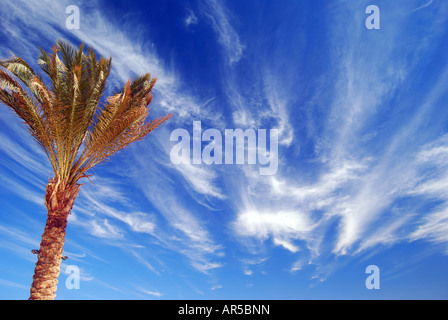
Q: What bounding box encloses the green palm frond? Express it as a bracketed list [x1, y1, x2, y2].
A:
[0, 40, 172, 185]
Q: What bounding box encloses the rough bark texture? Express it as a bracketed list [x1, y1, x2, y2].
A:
[29, 177, 80, 300]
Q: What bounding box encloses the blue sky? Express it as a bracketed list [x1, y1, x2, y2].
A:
[0, 0, 448, 300]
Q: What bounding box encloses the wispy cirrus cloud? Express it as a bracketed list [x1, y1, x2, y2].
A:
[201, 0, 244, 65]
[137, 287, 165, 298]
[130, 144, 225, 274]
[0, 278, 28, 290]
[411, 0, 434, 12]
[185, 10, 199, 27]
[226, 0, 448, 279]
[408, 134, 448, 252]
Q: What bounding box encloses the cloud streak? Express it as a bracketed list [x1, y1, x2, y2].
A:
[201, 0, 244, 65]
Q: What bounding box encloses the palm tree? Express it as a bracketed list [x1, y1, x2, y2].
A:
[0, 41, 172, 300]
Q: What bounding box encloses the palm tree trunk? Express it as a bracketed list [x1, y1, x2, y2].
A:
[29, 177, 79, 300]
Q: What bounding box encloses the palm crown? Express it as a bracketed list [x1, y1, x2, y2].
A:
[0, 41, 171, 186]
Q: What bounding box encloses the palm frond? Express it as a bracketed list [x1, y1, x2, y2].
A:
[0, 66, 58, 171]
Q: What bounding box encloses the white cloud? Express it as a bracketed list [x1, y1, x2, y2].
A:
[0, 278, 28, 290]
[78, 185, 158, 238]
[407, 135, 448, 250]
[185, 10, 199, 27]
[211, 284, 222, 291]
[410, 207, 448, 246]
[0, 225, 39, 248]
[290, 260, 304, 273]
[233, 209, 315, 253]
[243, 269, 252, 276]
[201, 0, 244, 65]
[130, 250, 160, 276]
[411, 0, 434, 13]
[262, 69, 294, 147]
[138, 287, 165, 297]
[90, 219, 123, 239]
[241, 257, 268, 265]
[173, 163, 225, 199]
[232, 110, 256, 128]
